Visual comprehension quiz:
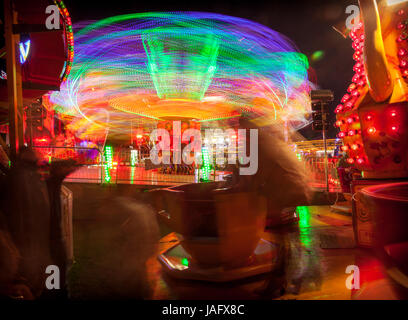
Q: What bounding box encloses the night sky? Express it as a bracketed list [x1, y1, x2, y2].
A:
[3, 0, 360, 139]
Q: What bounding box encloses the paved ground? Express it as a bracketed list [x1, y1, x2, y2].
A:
[65, 183, 407, 300]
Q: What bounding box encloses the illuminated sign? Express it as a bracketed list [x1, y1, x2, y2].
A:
[19, 40, 31, 64]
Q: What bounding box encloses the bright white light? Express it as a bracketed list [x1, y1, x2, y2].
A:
[202, 96, 225, 102]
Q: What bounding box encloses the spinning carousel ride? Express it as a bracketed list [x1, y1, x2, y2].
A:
[45, 12, 312, 138]
[45, 12, 313, 281]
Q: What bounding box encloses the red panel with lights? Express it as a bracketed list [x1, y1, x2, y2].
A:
[335, 8, 408, 179]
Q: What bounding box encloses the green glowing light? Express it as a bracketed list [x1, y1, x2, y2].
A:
[130, 166, 135, 184]
[296, 206, 311, 229]
[104, 145, 114, 183]
[311, 50, 325, 62]
[181, 258, 189, 267]
[296, 206, 312, 248]
[201, 146, 212, 181]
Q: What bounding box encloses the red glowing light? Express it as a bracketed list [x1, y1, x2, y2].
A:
[348, 130, 355, 136]
[352, 74, 360, 83]
[351, 90, 360, 97]
[338, 131, 346, 138]
[351, 144, 359, 150]
[391, 126, 397, 131]
[345, 101, 354, 110]
[367, 127, 376, 134]
[335, 120, 343, 127]
[335, 104, 344, 113]
[341, 94, 351, 103]
[341, 145, 349, 151]
[390, 111, 397, 117]
[353, 62, 362, 72]
[356, 158, 364, 165]
[398, 48, 407, 57]
[346, 117, 354, 124]
[365, 114, 373, 121]
[347, 83, 357, 92]
[347, 158, 354, 164]
[358, 80, 365, 87]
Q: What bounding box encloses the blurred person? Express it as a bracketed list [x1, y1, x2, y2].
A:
[0, 147, 53, 299]
[0, 148, 79, 299]
[83, 190, 160, 299]
[231, 117, 312, 298]
[0, 209, 26, 299]
[44, 159, 79, 299]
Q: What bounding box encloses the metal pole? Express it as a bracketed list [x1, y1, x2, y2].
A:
[4, 0, 24, 161]
[321, 102, 329, 193]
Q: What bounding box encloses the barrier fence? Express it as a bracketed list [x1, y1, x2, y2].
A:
[32, 145, 342, 190]
[31, 146, 223, 185]
[304, 157, 341, 191]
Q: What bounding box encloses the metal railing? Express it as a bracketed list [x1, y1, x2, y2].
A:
[31, 146, 225, 186]
[31, 145, 341, 190]
[303, 157, 341, 191]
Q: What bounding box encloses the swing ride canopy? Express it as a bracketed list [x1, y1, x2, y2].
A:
[46, 12, 313, 138]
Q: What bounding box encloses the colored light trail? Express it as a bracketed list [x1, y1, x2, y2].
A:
[47, 12, 313, 138]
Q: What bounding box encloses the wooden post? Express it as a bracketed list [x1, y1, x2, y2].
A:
[4, 0, 24, 161]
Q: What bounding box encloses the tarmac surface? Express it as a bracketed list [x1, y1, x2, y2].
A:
[65, 183, 407, 300]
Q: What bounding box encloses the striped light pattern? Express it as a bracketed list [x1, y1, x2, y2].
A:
[48, 12, 312, 137]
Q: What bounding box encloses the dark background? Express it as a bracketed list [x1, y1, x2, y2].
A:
[2, 0, 360, 139]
